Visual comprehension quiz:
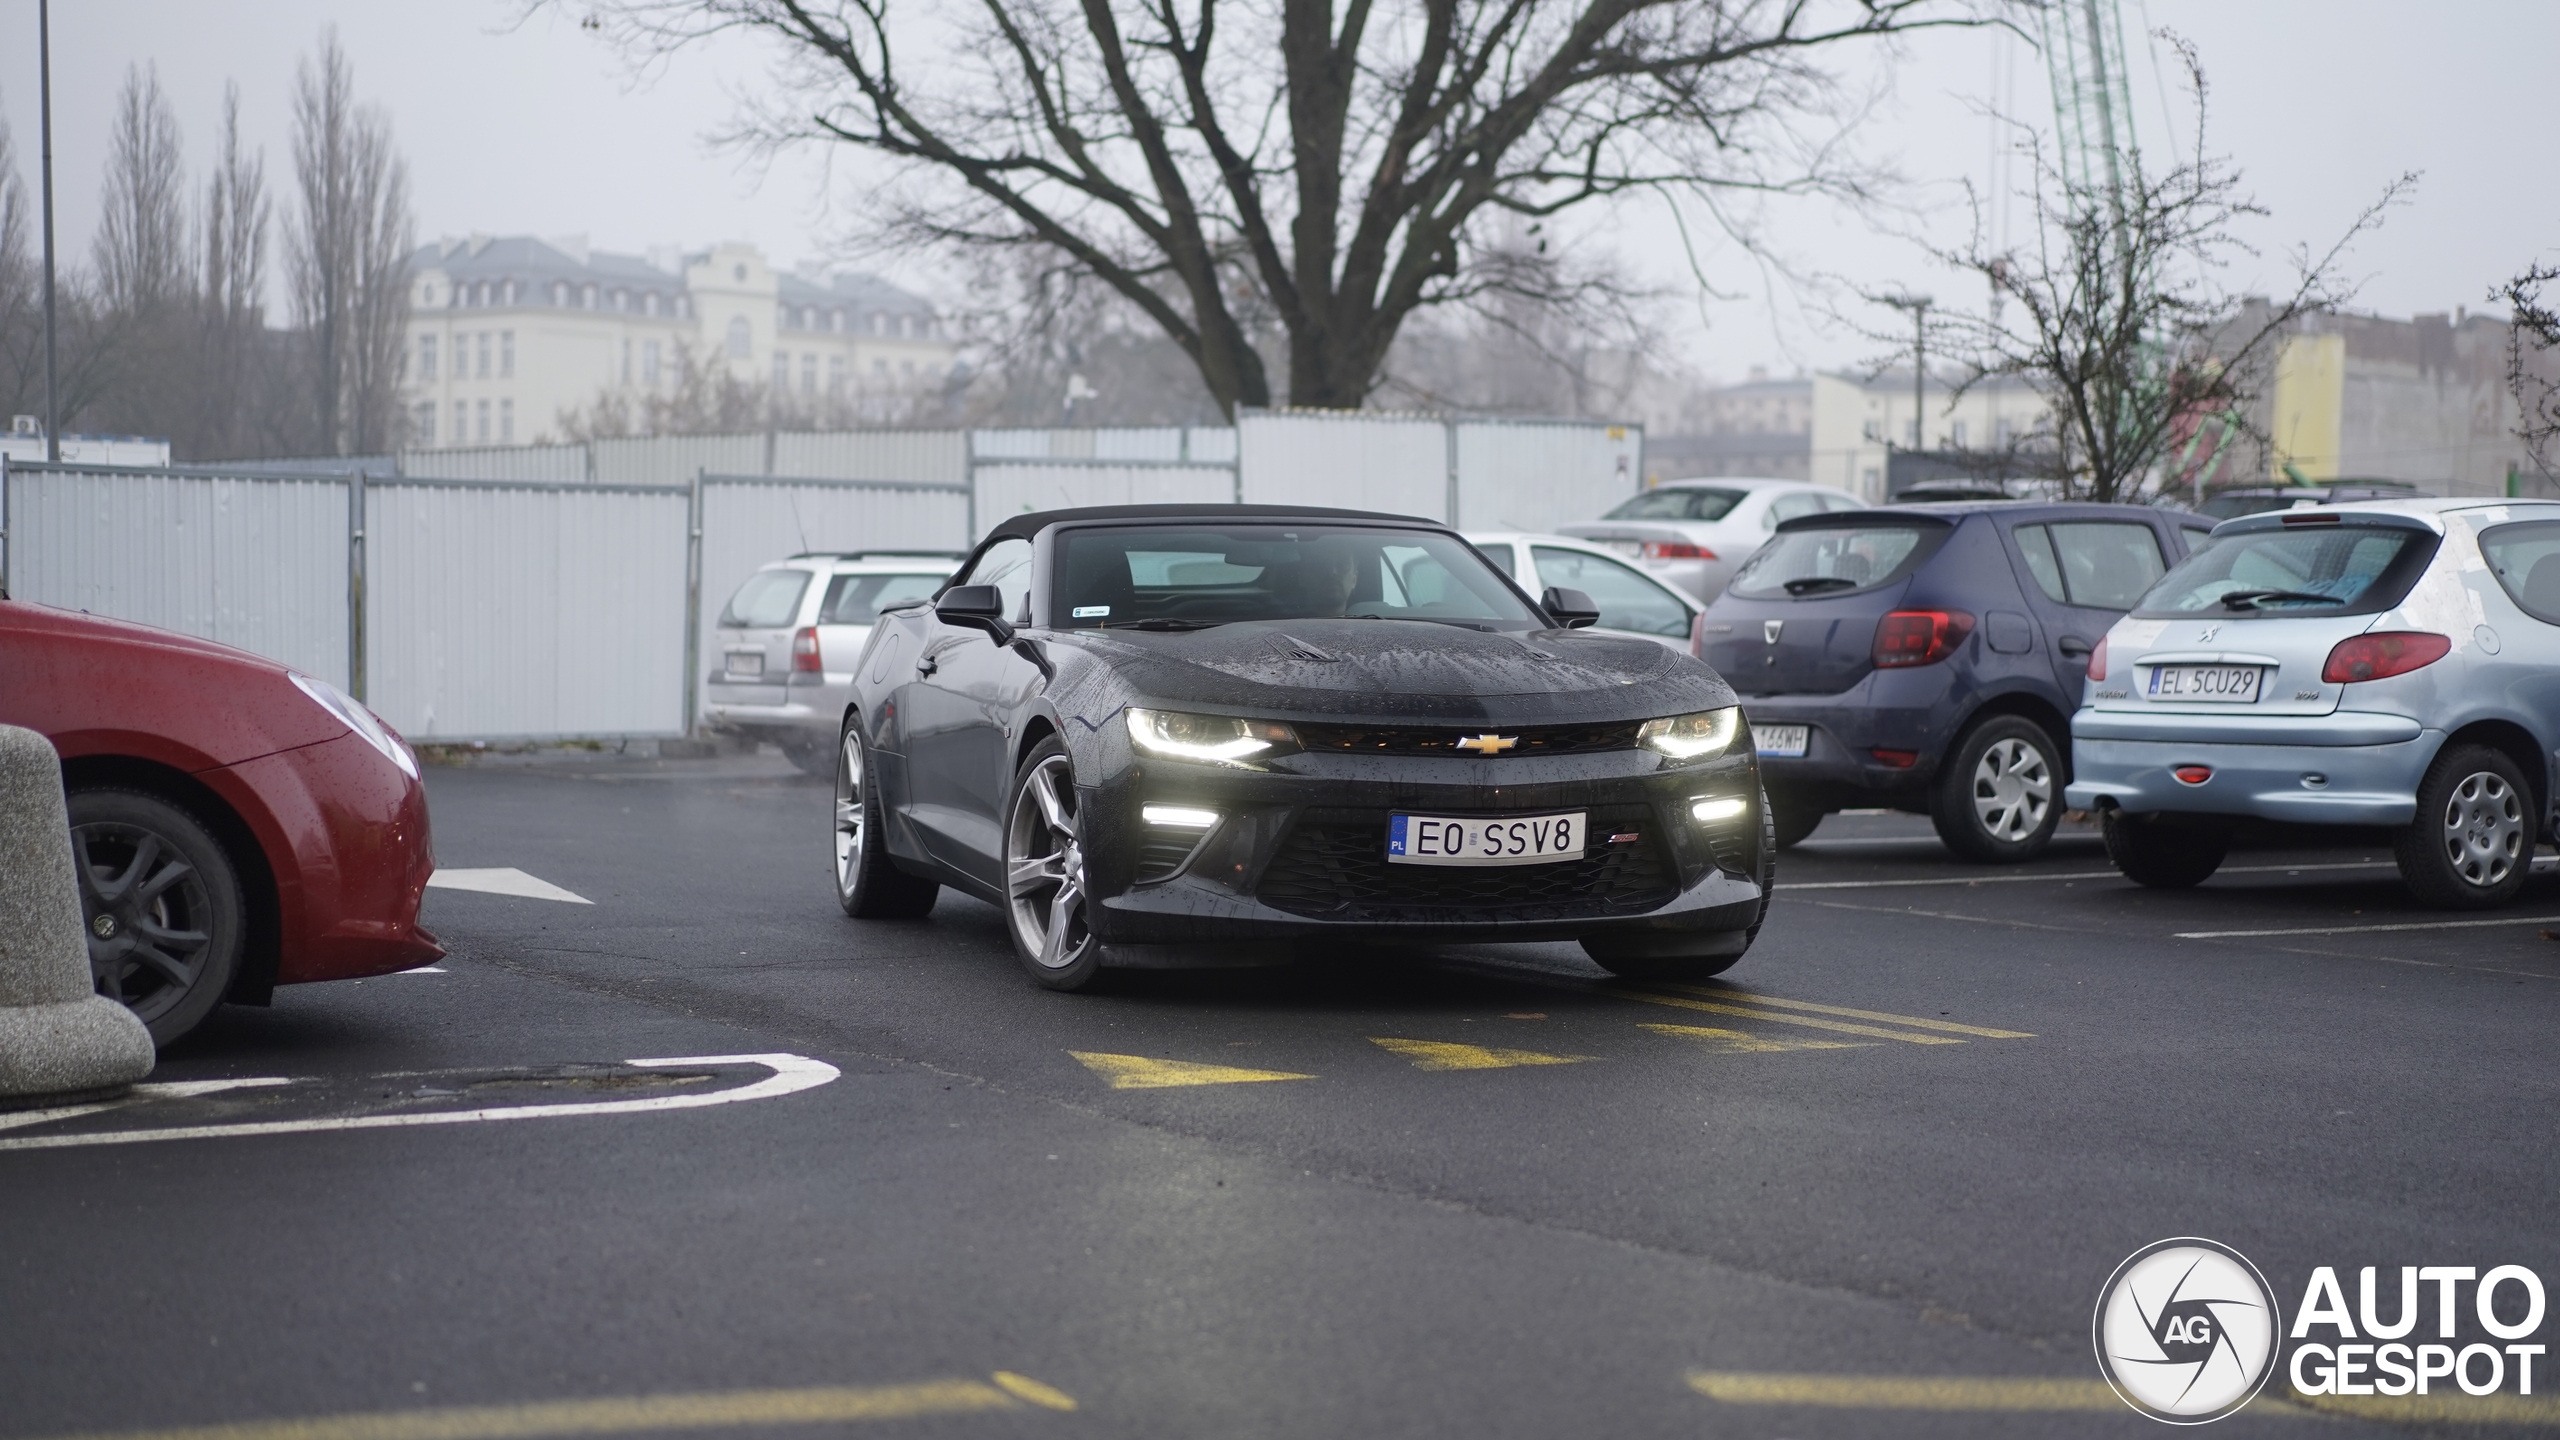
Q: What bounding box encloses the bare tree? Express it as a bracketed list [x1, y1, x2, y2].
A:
[575, 0, 1985, 418]
[1915, 36, 2409, 503]
[287, 29, 413, 455]
[2502, 263, 2560, 482]
[194, 83, 271, 458]
[93, 65, 191, 317]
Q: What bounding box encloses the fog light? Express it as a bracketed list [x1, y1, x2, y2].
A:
[1870, 748, 1919, 768]
[2173, 765, 2213, 786]
[1690, 796, 1749, 823]
[1141, 804, 1219, 829]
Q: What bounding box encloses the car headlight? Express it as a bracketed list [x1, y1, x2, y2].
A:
[292, 673, 419, 779]
[1126, 708, 1300, 765]
[1638, 707, 1741, 762]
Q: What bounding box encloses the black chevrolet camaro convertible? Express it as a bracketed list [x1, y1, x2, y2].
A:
[830, 504, 1772, 990]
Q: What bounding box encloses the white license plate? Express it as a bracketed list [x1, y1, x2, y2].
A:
[1753, 724, 1809, 757]
[2145, 664, 2262, 703]
[1601, 539, 1644, 559]
[1388, 811, 1585, 867]
[725, 650, 765, 678]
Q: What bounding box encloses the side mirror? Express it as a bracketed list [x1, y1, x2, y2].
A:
[935, 584, 1013, 643]
[1541, 586, 1602, 629]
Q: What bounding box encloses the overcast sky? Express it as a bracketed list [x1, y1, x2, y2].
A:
[4, 1, 2552, 386]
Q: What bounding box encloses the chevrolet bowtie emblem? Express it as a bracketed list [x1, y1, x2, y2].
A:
[1456, 734, 1519, 755]
[1764, 620, 1785, 644]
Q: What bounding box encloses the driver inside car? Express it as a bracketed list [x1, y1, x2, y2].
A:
[1267, 545, 1364, 618]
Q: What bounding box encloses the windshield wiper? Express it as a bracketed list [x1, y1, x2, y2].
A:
[1119, 617, 1226, 631]
[2216, 588, 2339, 610]
[1782, 576, 1859, 596]
[1343, 613, 1498, 631]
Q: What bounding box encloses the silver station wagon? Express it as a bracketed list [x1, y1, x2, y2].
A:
[703, 552, 959, 773]
[2067, 498, 2560, 908]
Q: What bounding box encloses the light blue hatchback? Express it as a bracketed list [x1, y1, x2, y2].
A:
[2066, 498, 2560, 908]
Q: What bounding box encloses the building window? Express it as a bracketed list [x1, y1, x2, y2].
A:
[868, 313, 883, 336]
[621, 338, 632, 384]
[413, 401, 434, 446]
[900, 359, 915, 378]
[419, 334, 437, 380]
[1951, 420, 1968, 447]
[776, 305, 791, 331]
[801, 353, 816, 395]
[612, 289, 628, 313]
[873, 358, 888, 377]
[1905, 419, 1920, 447]
[500, 331, 514, 379]
[643, 292, 660, 318]
[901, 315, 915, 338]
[773, 351, 790, 390]
[828, 309, 843, 333]
[733, 262, 746, 282]
[475, 399, 490, 443]
[727, 316, 752, 358]
[500, 399, 514, 444]
[1861, 466, 1880, 497]
[1861, 420, 1881, 442]
[582, 283, 597, 310]
[502, 280, 518, 305]
[476, 332, 491, 378]
[551, 281, 566, 306]
[1995, 417, 2013, 445]
[676, 296, 691, 319]
[643, 340, 661, 386]
[419, 283, 435, 306]
[827, 354, 844, 396]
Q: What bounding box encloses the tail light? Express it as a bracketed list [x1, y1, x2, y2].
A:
[2321, 631, 2449, 684]
[792, 626, 823, 673]
[1872, 610, 1975, 668]
[1643, 540, 1717, 560]
[2087, 634, 2108, 682]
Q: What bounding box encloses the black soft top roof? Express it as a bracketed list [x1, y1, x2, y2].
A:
[981, 503, 1444, 545]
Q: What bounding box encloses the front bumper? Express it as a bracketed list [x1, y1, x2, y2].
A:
[2063, 709, 2440, 826]
[1082, 745, 1768, 946]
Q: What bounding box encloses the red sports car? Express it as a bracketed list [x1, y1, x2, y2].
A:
[0, 599, 442, 1044]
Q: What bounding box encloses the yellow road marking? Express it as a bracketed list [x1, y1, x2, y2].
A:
[1612, 991, 1964, 1044]
[1638, 1023, 1869, 1053]
[1670, 987, 2036, 1039]
[1069, 1052, 1313, 1089]
[1368, 1038, 1588, 1070]
[31, 1376, 1073, 1440]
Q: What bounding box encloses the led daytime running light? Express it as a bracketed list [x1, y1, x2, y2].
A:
[1690, 796, 1749, 823]
[1637, 707, 1741, 761]
[1141, 804, 1221, 829]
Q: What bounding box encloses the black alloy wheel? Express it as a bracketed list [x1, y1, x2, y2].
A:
[833, 714, 938, 919]
[1003, 737, 1105, 991]
[2101, 809, 2229, 889]
[1931, 716, 2064, 863]
[68, 788, 244, 1045]
[2396, 744, 2533, 910]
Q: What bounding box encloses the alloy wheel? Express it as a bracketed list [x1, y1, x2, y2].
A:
[1006, 754, 1092, 971]
[833, 728, 866, 892]
[2438, 770, 2524, 888]
[1970, 737, 2053, 843]
[73, 820, 217, 1025]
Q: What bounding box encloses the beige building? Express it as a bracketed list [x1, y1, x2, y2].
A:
[404, 236, 957, 447]
[1808, 371, 2053, 501]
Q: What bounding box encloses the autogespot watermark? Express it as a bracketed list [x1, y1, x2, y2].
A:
[2095, 1239, 2550, 1423]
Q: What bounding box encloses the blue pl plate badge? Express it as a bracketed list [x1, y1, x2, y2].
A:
[1388, 814, 1409, 856]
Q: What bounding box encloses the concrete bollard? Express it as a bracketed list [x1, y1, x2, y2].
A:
[0, 725, 154, 1097]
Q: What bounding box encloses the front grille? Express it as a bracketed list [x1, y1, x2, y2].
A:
[1133, 828, 1206, 884]
[1293, 721, 1642, 757]
[1257, 804, 1675, 922]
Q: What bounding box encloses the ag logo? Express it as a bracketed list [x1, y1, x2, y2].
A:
[2094, 1238, 2280, 1424]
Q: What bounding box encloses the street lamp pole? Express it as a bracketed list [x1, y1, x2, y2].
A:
[38, 0, 60, 464]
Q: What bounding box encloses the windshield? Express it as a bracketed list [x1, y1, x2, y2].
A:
[1053, 524, 1542, 630]
[719, 569, 812, 628]
[2134, 524, 2438, 617]
[1603, 487, 1746, 522]
[1726, 523, 1948, 599]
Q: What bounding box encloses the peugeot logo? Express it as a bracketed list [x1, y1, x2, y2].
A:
[1764, 620, 1785, 645]
[2196, 624, 2221, 643]
[1455, 734, 1519, 755]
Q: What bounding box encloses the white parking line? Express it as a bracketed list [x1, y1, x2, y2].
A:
[0, 1078, 293, 1133]
[0, 1054, 835, 1152]
[1785, 861, 2394, 891]
[426, 868, 592, 904]
[2177, 916, 2560, 939]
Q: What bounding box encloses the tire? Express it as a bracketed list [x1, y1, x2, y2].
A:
[834, 714, 938, 919]
[2101, 809, 2228, 889]
[1931, 716, 2063, 863]
[2395, 744, 2532, 910]
[780, 735, 834, 777]
[1768, 789, 1825, 850]
[67, 788, 244, 1046]
[1003, 738, 1105, 991]
[1582, 787, 1774, 981]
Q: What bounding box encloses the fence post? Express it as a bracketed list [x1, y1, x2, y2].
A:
[1443, 417, 1461, 527]
[682, 468, 704, 736]
[346, 469, 368, 701]
[0, 453, 11, 598]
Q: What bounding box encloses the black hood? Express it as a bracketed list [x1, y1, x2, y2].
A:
[1051, 618, 1734, 724]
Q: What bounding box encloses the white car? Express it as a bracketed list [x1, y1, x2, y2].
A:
[1465, 531, 1704, 654]
[702, 552, 960, 773]
[1559, 476, 1866, 601]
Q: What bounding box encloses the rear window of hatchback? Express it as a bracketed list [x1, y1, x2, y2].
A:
[1726, 521, 1950, 599]
[2133, 521, 2438, 618]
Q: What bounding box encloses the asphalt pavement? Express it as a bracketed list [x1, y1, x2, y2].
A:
[8, 750, 2560, 1439]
